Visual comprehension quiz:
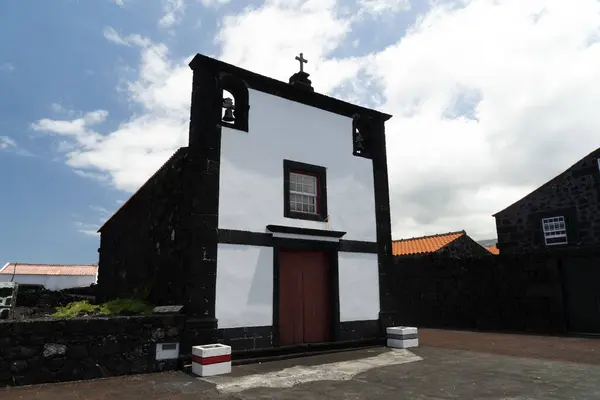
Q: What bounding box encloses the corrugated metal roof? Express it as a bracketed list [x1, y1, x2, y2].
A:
[392, 231, 465, 256]
[0, 263, 98, 276]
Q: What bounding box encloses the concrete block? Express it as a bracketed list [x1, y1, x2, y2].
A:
[191, 343, 231, 377]
[386, 326, 419, 349]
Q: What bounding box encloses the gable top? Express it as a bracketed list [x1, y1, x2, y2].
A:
[0, 263, 98, 276]
[493, 147, 600, 217]
[98, 147, 188, 232]
[392, 230, 466, 256]
[189, 53, 392, 122]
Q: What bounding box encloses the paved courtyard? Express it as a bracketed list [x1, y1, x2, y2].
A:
[3, 329, 600, 399]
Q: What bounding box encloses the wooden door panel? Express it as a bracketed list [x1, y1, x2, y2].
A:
[302, 251, 331, 343]
[279, 252, 304, 345]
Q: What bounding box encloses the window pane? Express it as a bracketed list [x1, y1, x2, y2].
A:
[542, 216, 567, 245]
[288, 172, 319, 214]
[290, 173, 300, 185]
[303, 175, 316, 185]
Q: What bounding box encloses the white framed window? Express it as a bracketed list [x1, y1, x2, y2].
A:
[289, 172, 318, 214]
[542, 216, 568, 246]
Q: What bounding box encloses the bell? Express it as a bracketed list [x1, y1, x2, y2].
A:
[222, 108, 235, 123]
[222, 97, 235, 123]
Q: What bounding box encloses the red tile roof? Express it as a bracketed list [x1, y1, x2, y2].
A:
[487, 244, 499, 255]
[392, 231, 465, 256]
[0, 263, 98, 276]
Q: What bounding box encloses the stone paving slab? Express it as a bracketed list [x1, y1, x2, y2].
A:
[4, 330, 600, 399]
[419, 328, 600, 365]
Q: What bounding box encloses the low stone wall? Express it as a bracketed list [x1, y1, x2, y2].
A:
[15, 285, 94, 309]
[0, 315, 185, 387]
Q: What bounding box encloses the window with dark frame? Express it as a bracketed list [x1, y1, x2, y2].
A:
[542, 216, 568, 245]
[283, 160, 328, 222]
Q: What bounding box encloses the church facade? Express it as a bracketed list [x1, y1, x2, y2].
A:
[97, 53, 396, 352]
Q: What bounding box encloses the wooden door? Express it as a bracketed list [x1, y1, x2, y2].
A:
[279, 250, 331, 345]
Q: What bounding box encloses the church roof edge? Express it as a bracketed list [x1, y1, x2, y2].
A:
[189, 53, 392, 122]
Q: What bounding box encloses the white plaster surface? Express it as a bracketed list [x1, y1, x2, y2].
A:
[268, 231, 340, 243]
[193, 344, 231, 358]
[387, 326, 419, 336]
[218, 89, 377, 242]
[201, 349, 422, 394]
[192, 361, 232, 377]
[338, 252, 380, 322]
[0, 274, 96, 291]
[215, 244, 273, 329]
[387, 338, 419, 349]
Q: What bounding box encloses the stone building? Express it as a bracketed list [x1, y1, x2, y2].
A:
[97, 53, 397, 352]
[494, 148, 600, 254]
[392, 231, 492, 258]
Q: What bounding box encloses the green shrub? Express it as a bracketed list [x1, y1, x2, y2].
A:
[52, 298, 153, 318]
[52, 300, 99, 318]
[99, 298, 154, 316]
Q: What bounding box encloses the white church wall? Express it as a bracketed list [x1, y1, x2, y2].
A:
[337, 252, 380, 322]
[215, 243, 273, 329]
[215, 244, 381, 329]
[218, 89, 377, 242]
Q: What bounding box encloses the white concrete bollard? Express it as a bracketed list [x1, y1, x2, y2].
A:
[386, 326, 419, 349]
[191, 343, 232, 377]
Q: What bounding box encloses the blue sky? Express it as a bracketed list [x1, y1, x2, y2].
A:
[1, 0, 599, 264]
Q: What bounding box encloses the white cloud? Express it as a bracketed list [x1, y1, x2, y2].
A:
[366, 0, 600, 239]
[200, 0, 231, 7]
[35, 0, 600, 241]
[31, 110, 107, 143]
[74, 221, 100, 237]
[0, 63, 14, 72]
[73, 206, 112, 236]
[0, 136, 17, 149]
[89, 205, 111, 216]
[159, 0, 186, 28]
[51, 103, 67, 113]
[216, 0, 362, 94]
[103, 27, 150, 47]
[358, 0, 410, 15]
[0, 136, 33, 157]
[33, 35, 190, 192]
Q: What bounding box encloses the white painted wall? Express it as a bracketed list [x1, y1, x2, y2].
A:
[215, 244, 381, 328]
[338, 252, 380, 322]
[218, 89, 377, 242]
[0, 274, 97, 291]
[215, 243, 273, 329]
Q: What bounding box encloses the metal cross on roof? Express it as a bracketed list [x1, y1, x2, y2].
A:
[295, 53, 308, 73]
